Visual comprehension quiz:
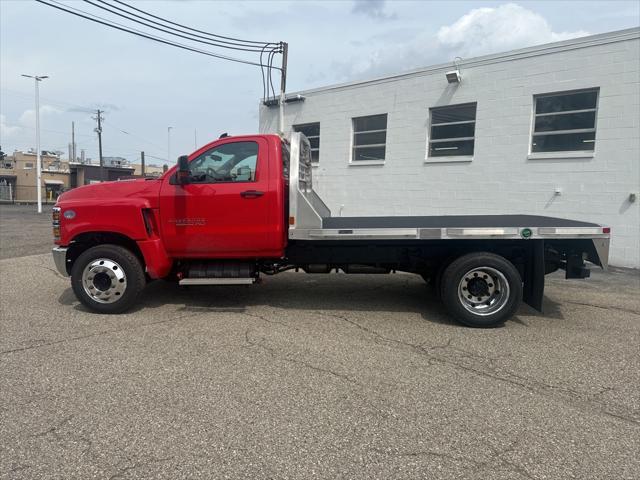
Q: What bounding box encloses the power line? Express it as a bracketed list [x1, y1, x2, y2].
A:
[36, 0, 282, 70]
[268, 49, 278, 100]
[110, 0, 277, 46]
[2, 122, 95, 138]
[101, 119, 166, 153]
[84, 0, 283, 99]
[145, 154, 168, 162]
[88, 0, 277, 52]
[1, 87, 97, 113]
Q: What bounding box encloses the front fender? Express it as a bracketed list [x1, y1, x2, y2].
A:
[58, 200, 151, 245]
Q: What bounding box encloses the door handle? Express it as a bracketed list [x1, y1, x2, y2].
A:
[240, 190, 264, 198]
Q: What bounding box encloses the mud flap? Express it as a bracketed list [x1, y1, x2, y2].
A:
[523, 240, 545, 312]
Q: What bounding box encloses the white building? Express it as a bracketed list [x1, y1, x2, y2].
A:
[259, 28, 640, 268]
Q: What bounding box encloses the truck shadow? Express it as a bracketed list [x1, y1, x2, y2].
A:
[58, 273, 461, 325]
[58, 272, 566, 327]
[142, 273, 461, 326]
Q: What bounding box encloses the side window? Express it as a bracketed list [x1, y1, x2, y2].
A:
[352, 114, 388, 162]
[428, 103, 477, 157]
[531, 89, 598, 153]
[188, 141, 258, 183]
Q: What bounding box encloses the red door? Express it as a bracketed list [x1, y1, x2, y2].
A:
[158, 137, 275, 258]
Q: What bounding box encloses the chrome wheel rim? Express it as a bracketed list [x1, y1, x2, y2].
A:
[81, 258, 127, 304]
[458, 266, 510, 316]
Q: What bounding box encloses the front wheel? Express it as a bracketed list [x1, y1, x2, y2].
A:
[71, 244, 146, 314]
[441, 252, 522, 327]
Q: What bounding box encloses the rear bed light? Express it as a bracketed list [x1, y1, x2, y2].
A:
[602, 227, 611, 234]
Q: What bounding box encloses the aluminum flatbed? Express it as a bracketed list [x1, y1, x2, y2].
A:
[322, 215, 600, 229]
[287, 133, 610, 268]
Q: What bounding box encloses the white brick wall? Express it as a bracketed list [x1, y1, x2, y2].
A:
[260, 29, 640, 268]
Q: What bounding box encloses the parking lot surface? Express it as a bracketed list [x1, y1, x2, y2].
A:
[0, 204, 54, 259]
[0, 206, 639, 479]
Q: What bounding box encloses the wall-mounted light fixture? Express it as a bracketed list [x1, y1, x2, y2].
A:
[263, 94, 306, 107]
[285, 94, 305, 104]
[445, 57, 463, 84]
[445, 70, 461, 83]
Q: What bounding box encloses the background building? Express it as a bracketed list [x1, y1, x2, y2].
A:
[260, 28, 640, 268]
[0, 151, 151, 202]
[0, 150, 70, 203]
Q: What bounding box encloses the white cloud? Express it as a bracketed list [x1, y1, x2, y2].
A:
[17, 105, 63, 129]
[436, 3, 589, 58]
[335, 3, 590, 81]
[0, 114, 21, 140]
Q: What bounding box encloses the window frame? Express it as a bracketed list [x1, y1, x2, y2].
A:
[529, 88, 599, 157]
[350, 113, 388, 165]
[293, 122, 320, 164]
[425, 102, 477, 163]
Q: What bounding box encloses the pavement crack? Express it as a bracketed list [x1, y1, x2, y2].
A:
[244, 328, 360, 386]
[317, 312, 436, 363]
[32, 255, 66, 279]
[563, 300, 640, 316]
[320, 311, 640, 427]
[33, 414, 75, 442]
[242, 311, 299, 330]
[0, 311, 209, 356]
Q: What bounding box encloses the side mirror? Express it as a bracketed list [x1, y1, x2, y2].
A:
[177, 155, 190, 184]
[235, 166, 251, 181]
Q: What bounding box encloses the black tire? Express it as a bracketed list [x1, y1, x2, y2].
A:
[71, 244, 146, 314]
[440, 252, 522, 327]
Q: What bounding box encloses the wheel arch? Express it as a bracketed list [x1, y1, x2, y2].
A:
[66, 231, 145, 275]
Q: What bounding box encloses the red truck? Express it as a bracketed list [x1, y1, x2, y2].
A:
[52, 133, 610, 327]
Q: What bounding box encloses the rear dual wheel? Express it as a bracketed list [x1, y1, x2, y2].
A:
[441, 252, 522, 327]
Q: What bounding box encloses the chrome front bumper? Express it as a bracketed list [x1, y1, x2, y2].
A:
[52, 246, 69, 277]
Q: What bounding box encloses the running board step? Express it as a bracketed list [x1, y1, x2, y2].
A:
[179, 278, 255, 286]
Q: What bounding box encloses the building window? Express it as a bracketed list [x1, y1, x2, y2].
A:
[428, 103, 477, 157]
[531, 89, 598, 153]
[23, 162, 34, 169]
[293, 122, 320, 163]
[352, 114, 387, 162]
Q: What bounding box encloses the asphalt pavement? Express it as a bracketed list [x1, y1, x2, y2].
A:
[0, 205, 639, 479]
[0, 204, 54, 259]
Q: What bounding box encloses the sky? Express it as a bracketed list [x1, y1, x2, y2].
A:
[1, 0, 638, 166]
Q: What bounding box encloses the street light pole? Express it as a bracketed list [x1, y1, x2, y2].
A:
[21, 74, 49, 213]
[167, 126, 173, 163]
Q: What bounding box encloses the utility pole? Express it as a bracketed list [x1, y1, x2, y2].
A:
[71, 121, 76, 162]
[21, 74, 49, 213]
[279, 42, 288, 135]
[140, 151, 145, 177]
[94, 109, 104, 181]
[167, 126, 173, 163]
